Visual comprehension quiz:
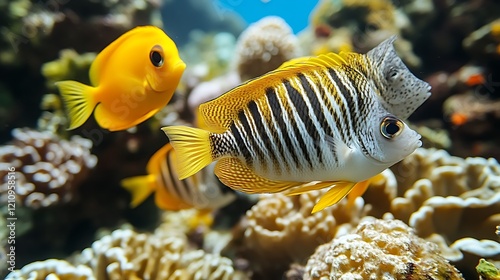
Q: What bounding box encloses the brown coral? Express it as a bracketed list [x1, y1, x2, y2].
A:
[234, 16, 301, 81]
[304, 218, 464, 280]
[0, 128, 97, 208]
[233, 190, 368, 279]
[303, 0, 421, 67]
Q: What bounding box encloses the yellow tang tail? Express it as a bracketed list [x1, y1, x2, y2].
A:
[120, 174, 156, 207]
[161, 126, 213, 180]
[55, 80, 97, 130]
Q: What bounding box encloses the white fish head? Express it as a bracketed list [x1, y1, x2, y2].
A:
[366, 114, 421, 164]
[367, 36, 431, 119]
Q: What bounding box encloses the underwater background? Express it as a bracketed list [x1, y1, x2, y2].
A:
[1, 0, 500, 279]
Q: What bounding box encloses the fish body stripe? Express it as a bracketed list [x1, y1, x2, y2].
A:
[215, 66, 380, 179]
[282, 79, 316, 169]
[265, 87, 299, 172]
[159, 154, 191, 203]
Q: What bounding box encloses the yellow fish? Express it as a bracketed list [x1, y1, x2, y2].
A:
[121, 143, 235, 211]
[162, 36, 430, 213]
[56, 26, 186, 131]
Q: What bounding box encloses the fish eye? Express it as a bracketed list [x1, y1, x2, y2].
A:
[149, 45, 164, 67]
[380, 116, 403, 139]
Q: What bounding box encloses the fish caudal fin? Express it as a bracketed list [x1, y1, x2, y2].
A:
[55, 80, 96, 130]
[312, 181, 356, 213]
[161, 126, 213, 180]
[121, 174, 156, 207]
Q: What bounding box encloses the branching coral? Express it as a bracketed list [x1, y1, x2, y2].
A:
[0, 128, 97, 208]
[234, 16, 301, 81]
[304, 218, 464, 279]
[5, 259, 94, 280]
[7, 210, 249, 280]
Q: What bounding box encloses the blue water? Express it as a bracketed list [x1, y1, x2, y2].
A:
[217, 0, 320, 34]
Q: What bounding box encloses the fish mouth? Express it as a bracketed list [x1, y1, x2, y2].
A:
[147, 60, 186, 93]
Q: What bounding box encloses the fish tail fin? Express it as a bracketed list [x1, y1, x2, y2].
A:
[161, 126, 213, 180]
[55, 80, 97, 130]
[121, 174, 156, 208]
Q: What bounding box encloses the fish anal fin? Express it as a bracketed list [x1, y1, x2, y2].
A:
[312, 181, 356, 213]
[346, 179, 371, 208]
[55, 80, 97, 130]
[215, 157, 298, 193]
[121, 174, 156, 208]
[284, 181, 337, 196]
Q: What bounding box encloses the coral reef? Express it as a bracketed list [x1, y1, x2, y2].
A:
[234, 16, 302, 81]
[5, 259, 94, 280]
[7, 211, 250, 280]
[303, 0, 420, 68]
[231, 190, 368, 279]
[0, 128, 97, 208]
[304, 218, 464, 279]
[362, 148, 500, 278]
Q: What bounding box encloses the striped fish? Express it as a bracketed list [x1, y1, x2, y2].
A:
[121, 143, 235, 211]
[162, 36, 430, 213]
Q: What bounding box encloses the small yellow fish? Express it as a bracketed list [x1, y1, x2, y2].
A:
[56, 26, 186, 131]
[121, 143, 235, 211]
[162, 36, 430, 213]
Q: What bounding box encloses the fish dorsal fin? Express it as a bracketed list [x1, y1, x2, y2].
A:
[214, 157, 299, 193]
[278, 52, 348, 70]
[89, 26, 156, 86]
[199, 52, 348, 133]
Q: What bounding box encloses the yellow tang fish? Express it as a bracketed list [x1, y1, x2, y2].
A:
[56, 26, 186, 131]
[121, 143, 235, 211]
[162, 36, 431, 213]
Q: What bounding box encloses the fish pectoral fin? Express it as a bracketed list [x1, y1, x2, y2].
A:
[325, 135, 352, 160]
[284, 181, 337, 196]
[311, 181, 356, 213]
[120, 174, 156, 208]
[55, 80, 97, 130]
[215, 157, 298, 193]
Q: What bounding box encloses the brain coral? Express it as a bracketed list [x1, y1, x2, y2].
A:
[362, 148, 500, 277]
[233, 189, 369, 279]
[0, 128, 97, 208]
[234, 16, 301, 81]
[304, 218, 464, 280]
